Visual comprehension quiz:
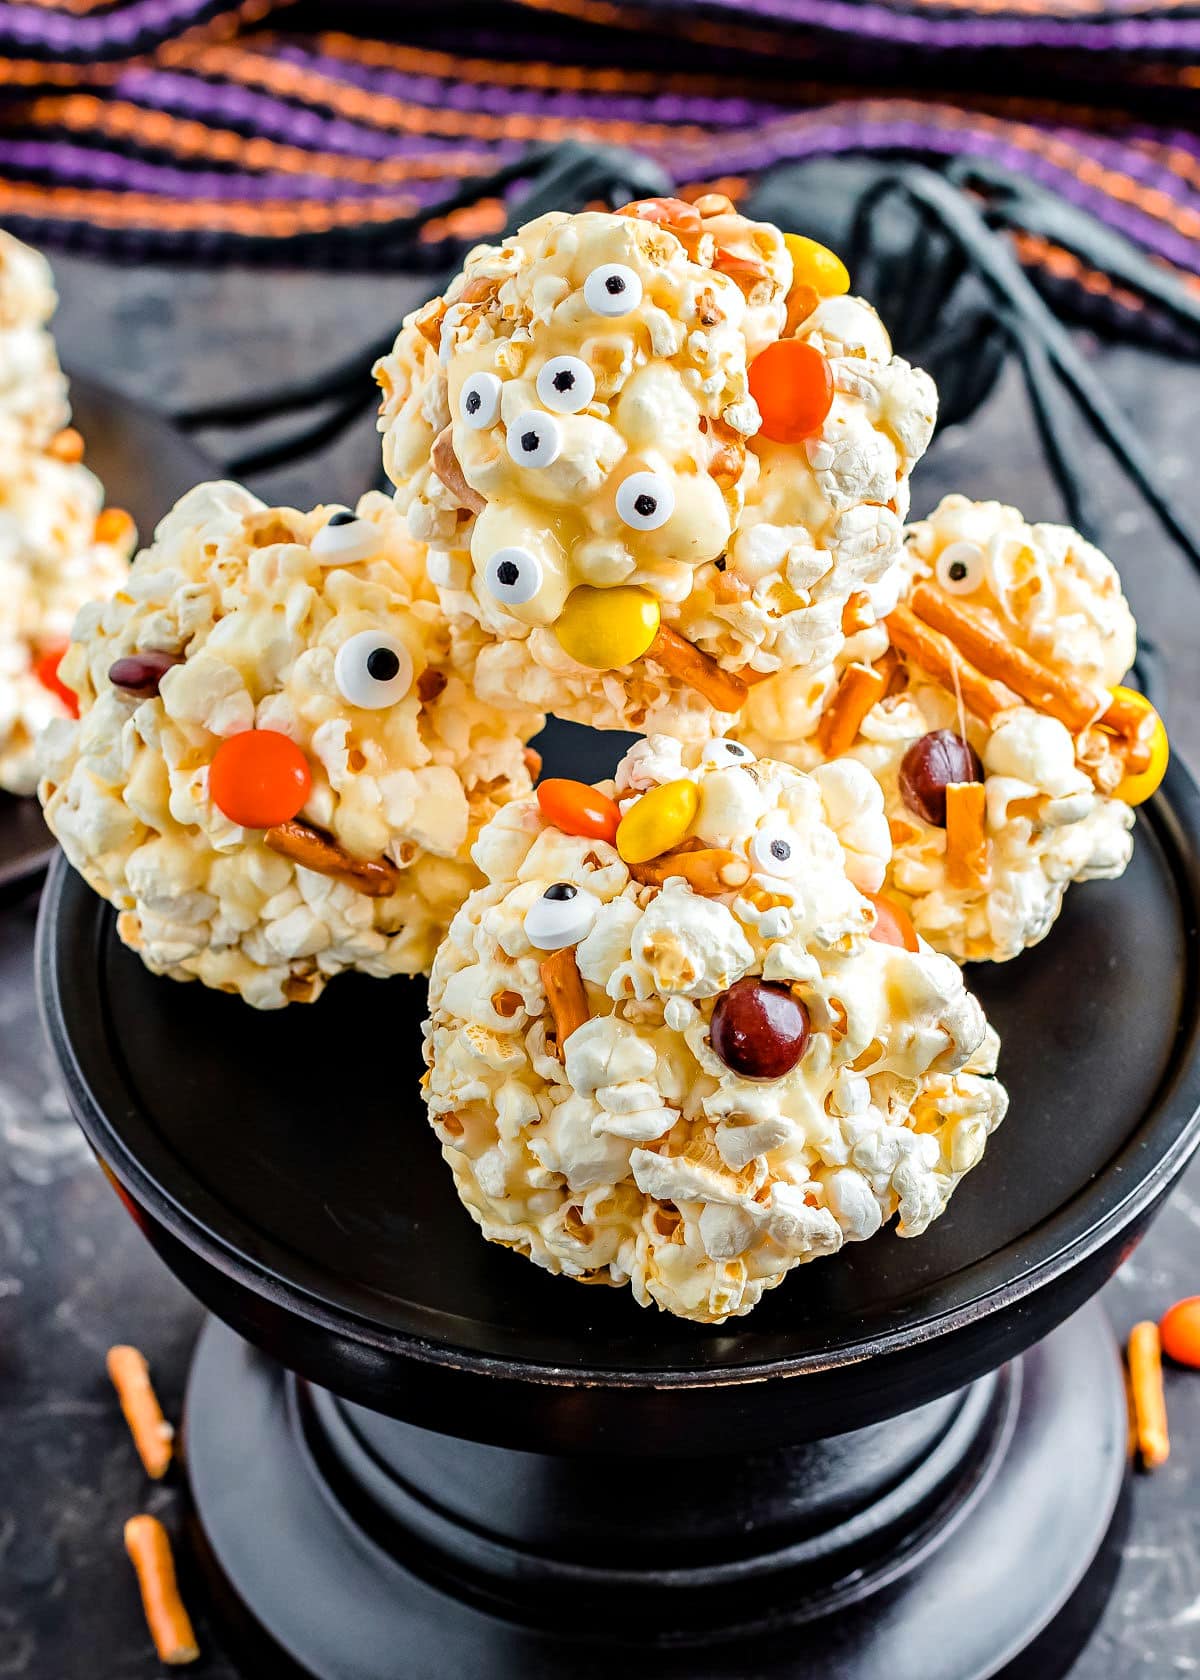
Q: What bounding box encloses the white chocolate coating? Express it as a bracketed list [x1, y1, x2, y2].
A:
[0, 451, 133, 794]
[39, 483, 542, 1007]
[424, 737, 1007, 1322]
[739, 496, 1139, 962]
[376, 203, 935, 737]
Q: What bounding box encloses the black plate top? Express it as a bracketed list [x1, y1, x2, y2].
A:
[38, 728, 1200, 1392]
[0, 376, 214, 895]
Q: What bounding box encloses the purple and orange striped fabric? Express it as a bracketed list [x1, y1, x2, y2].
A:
[0, 0, 1196, 307]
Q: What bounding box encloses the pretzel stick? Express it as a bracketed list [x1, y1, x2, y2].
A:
[1128, 1320, 1170, 1469]
[265, 821, 401, 897]
[124, 1516, 199, 1666]
[523, 746, 543, 781]
[909, 583, 1101, 734]
[629, 847, 751, 893]
[106, 1346, 173, 1480]
[816, 662, 887, 757]
[885, 606, 1019, 726]
[841, 590, 874, 636]
[539, 946, 590, 1055]
[945, 782, 990, 890]
[646, 624, 748, 711]
[431, 425, 486, 516]
[1099, 690, 1156, 771]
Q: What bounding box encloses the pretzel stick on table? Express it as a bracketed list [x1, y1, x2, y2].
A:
[124, 1516, 200, 1666]
[106, 1345, 174, 1480]
[945, 781, 990, 890]
[885, 606, 1020, 726]
[540, 945, 590, 1056]
[909, 583, 1101, 734]
[265, 821, 401, 898]
[1128, 1320, 1170, 1469]
[646, 624, 748, 712]
[816, 662, 887, 757]
[629, 847, 751, 893]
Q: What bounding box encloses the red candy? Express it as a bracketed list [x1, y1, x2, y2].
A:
[748, 340, 834, 443]
[537, 778, 621, 846]
[864, 891, 920, 952]
[34, 641, 78, 718]
[710, 978, 811, 1080]
[209, 730, 311, 829]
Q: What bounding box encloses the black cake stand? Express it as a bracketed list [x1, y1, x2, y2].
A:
[36, 721, 1200, 1680]
[0, 377, 214, 901]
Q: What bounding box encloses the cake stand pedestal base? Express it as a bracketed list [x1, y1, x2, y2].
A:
[183, 1300, 1127, 1680]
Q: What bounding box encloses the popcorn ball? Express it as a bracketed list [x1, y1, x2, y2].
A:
[376, 195, 936, 739]
[0, 228, 69, 452]
[423, 735, 1007, 1323]
[40, 482, 543, 1008]
[740, 495, 1161, 962]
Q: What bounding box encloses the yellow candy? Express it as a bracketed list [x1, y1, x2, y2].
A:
[555, 584, 660, 671]
[1110, 686, 1169, 806]
[784, 233, 850, 298]
[616, 779, 700, 865]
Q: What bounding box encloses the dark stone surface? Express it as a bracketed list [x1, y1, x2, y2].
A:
[0, 254, 1197, 1675]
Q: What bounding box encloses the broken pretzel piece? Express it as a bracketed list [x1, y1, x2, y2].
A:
[910, 583, 1101, 735]
[945, 781, 990, 891]
[431, 425, 486, 516]
[540, 945, 590, 1057]
[885, 605, 1020, 726]
[124, 1515, 199, 1666]
[106, 1345, 174, 1480]
[630, 847, 751, 894]
[265, 820, 401, 898]
[647, 623, 747, 712]
[816, 662, 887, 758]
[841, 590, 874, 636]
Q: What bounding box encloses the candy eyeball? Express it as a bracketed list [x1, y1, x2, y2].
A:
[583, 263, 642, 317]
[459, 371, 502, 430]
[484, 546, 544, 607]
[616, 470, 674, 531]
[506, 411, 562, 470]
[935, 541, 987, 596]
[536, 355, 595, 415]
[311, 510, 382, 566]
[334, 630, 414, 709]
[701, 738, 755, 770]
[750, 821, 804, 878]
[524, 881, 601, 950]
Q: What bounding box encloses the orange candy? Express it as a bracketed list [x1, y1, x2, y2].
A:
[209, 730, 311, 829]
[1160, 1297, 1200, 1368]
[749, 340, 834, 443]
[34, 640, 78, 718]
[537, 777, 620, 845]
[864, 891, 920, 952]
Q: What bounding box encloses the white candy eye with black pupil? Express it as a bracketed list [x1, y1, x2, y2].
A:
[536, 355, 595, 415]
[583, 263, 642, 317]
[750, 824, 803, 878]
[935, 541, 987, 596]
[616, 471, 674, 531]
[334, 630, 413, 709]
[506, 411, 562, 469]
[484, 547, 543, 607]
[312, 510, 382, 566]
[459, 371, 502, 430]
[701, 738, 755, 769]
[524, 881, 601, 950]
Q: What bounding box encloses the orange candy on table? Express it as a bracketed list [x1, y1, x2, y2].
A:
[537, 778, 621, 846]
[34, 640, 78, 718]
[863, 891, 920, 952]
[749, 340, 834, 444]
[209, 730, 311, 829]
[1160, 1297, 1200, 1368]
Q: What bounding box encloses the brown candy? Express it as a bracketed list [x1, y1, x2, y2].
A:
[710, 978, 811, 1080]
[899, 730, 983, 828]
[108, 652, 184, 697]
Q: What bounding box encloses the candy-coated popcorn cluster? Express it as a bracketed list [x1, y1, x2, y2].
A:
[739, 496, 1159, 961]
[39, 483, 542, 1007]
[376, 196, 935, 738]
[423, 736, 1007, 1322]
[0, 232, 135, 795]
